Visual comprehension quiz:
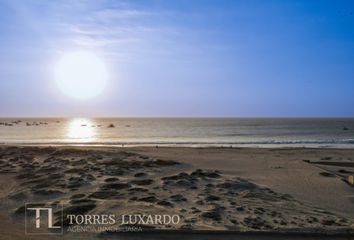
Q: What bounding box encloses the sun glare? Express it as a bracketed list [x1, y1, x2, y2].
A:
[54, 51, 108, 100]
[67, 118, 96, 141]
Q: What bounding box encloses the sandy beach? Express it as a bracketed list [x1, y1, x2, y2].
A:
[0, 146, 353, 239]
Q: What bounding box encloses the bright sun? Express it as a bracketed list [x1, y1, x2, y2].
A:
[54, 51, 108, 100]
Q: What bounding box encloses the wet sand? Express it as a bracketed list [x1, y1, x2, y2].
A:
[0, 146, 353, 239]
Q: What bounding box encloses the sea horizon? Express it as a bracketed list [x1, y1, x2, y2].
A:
[1, 117, 354, 148]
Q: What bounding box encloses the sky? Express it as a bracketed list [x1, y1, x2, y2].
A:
[0, 0, 353, 117]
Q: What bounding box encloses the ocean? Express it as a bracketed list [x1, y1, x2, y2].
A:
[0, 118, 354, 148]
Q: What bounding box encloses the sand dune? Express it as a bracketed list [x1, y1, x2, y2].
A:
[0, 146, 353, 239]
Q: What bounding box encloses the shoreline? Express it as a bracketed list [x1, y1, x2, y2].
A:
[2, 143, 354, 149]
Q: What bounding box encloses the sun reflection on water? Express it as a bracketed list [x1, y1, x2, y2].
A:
[67, 118, 96, 142]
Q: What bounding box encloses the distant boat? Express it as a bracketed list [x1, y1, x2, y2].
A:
[108, 124, 115, 128]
